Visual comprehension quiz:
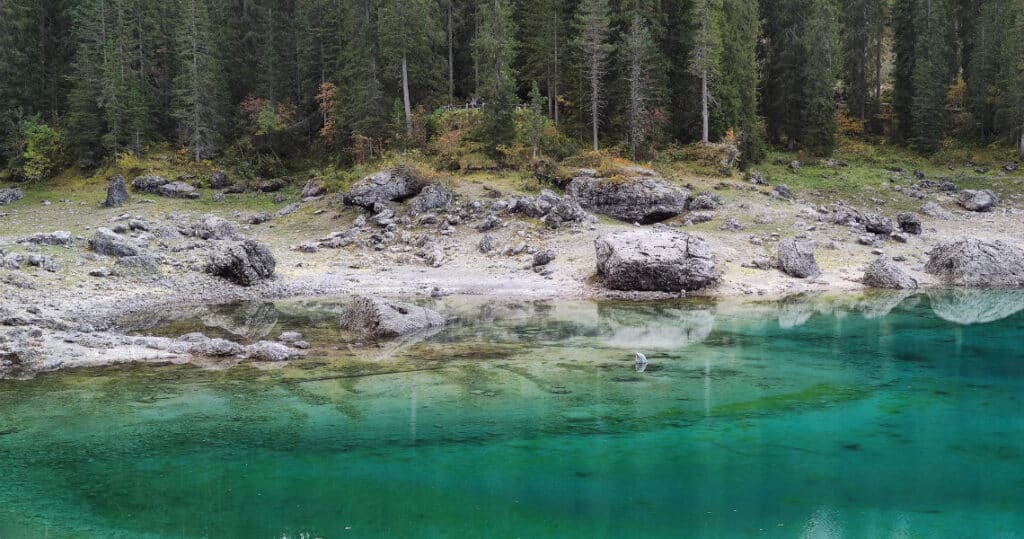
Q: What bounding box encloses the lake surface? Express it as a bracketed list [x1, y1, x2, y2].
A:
[1, 290, 1023, 538]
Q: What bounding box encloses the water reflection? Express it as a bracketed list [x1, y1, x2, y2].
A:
[927, 289, 1024, 325]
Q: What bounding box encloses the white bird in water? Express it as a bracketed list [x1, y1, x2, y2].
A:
[635, 352, 648, 372]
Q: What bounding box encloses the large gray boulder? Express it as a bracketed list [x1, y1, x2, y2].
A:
[104, 175, 129, 207]
[132, 175, 199, 199]
[896, 212, 922, 235]
[0, 187, 24, 206]
[778, 238, 821, 279]
[204, 239, 276, 286]
[90, 228, 141, 257]
[342, 296, 447, 338]
[864, 214, 894, 235]
[156, 181, 200, 199]
[406, 183, 453, 215]
[343, 169, 427, 208]
[210, 171, 230, 189]
[566, 169, 690, 224]
[924, 237, 1024, 287]
[300, 178, 327, 198]
[192, 214, 241, 240]
[863, 256, 918, 289]
[594, 229, 718, 292]
[957, 189, 998, 212]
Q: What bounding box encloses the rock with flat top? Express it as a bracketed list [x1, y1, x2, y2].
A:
[344, 169, 427, 208]
[957, 189, 998, 212]
[595, 229, 718, 291]
[566, 169, 689, 224]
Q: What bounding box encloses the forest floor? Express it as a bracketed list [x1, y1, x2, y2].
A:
[1, 139, 1023, 375]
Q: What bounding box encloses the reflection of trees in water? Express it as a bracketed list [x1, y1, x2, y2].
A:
[201, 302, 279, 341]
[927, 289, 1024, 325]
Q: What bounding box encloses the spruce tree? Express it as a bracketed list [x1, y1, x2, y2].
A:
[965, 0, 1006, 139]
[575, 0, 613, 150]
[911, 0, 955, 154]
[172, 0, 229, 162]
[893, 0, 917, 141]
[473, 0, 518, 148]
[841, 0, 886, 123]
[798, 0, 839, 156]
[517, 0, 567, 123]
[717, 0, 763, 163]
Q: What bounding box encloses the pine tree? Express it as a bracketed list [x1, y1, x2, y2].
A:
[841, 0, 886, 123]
[893, 0, 917, 141]
[517, 0, 566, 124]
[338, 0, 389, 151]
[689, 0, 721, 144]
[576, 0, 613, 150]
[717, 0, 763, 163]
[798, 0, 839, 155]
[623, 14, 656, 159]
[473, 0, 518, 148]
[911, 0, 955, 154]
[172, 0, 229, 162]
[1002, 0, 1024, 158]
[524, 81, 547, 158]
[965, 0, 1006, 139]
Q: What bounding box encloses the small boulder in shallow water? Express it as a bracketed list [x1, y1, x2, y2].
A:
[246, 341, 297, 362]
[342, 296, 447, 339]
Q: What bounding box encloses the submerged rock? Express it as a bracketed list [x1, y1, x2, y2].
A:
[595, 229, 718, 292]
[246, 341, 297, 362]
[204, 239, 276, 286]
[341, 296, 447, 339]
[777, 238, 821, 279]
[924, 237, 1024, 287]
[863, 256, 918, 289]
[566, 169, 689, 224]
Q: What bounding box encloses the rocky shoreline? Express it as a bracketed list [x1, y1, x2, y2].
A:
[2, 164, 1023, 378]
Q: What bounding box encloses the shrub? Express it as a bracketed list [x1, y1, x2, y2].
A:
[20, 117, 64, 182]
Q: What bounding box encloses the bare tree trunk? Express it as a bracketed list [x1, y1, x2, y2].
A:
[447, 1, 454, 106]
[401, 52, 412, 137]
[701, 69, 709, 144]
[1019, 126, 1024, 159]
[591, 70, 599, 151]
[553, 24, 560, 125]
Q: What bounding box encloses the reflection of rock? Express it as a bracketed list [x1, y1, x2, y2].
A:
[850, 290, 916, 319]
[596, 303, 715, 349]
[927, 289, 1024, 325]
[201, 302, 279, 340]
[776, 294, 818, 328]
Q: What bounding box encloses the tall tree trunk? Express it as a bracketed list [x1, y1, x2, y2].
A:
[401, 51, 412, 137]
[553, 24, 559, 125]
[447, 1, 454, 105]
[701, 69, 709, 143]
[1019, 126, 1024, 159]
[591, 70, 599, 150]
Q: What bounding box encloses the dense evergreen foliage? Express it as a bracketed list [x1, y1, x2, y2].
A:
[1, 0, 1022, 178]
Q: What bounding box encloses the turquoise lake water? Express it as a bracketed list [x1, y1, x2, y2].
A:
[1, 290, 1023, 538]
